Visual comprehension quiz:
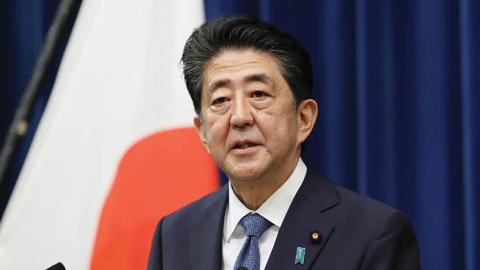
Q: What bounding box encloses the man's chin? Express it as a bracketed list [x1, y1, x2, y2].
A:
[222, 155, 269, 179]
[222, 163, 267, 183]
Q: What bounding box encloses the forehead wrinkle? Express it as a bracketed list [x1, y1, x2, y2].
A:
[204, 60, 258, 94]
[203, 50, 282, 95]
[244, 73, 275, 87]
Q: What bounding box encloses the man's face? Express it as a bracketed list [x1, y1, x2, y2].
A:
[194, 49, 314, 183]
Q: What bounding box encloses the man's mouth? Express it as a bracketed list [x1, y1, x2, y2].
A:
[230, 139, 261, 154]
[234, 142, 258, 149]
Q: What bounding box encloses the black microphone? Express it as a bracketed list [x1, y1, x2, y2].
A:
[45, 262, 66, 270]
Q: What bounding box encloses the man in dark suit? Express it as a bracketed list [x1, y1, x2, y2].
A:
[148, 17, 420, 270]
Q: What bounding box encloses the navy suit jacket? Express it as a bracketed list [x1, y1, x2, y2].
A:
[147, 169, 420, 270]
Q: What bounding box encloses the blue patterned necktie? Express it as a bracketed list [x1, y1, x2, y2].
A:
[233, 213, 273, 270]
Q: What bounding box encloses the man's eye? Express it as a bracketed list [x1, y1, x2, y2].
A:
[251, 91, 267, 99]
[211, 97, 228, 106]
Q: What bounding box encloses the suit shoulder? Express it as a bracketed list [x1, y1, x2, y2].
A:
[336, 185, 402, 213]
[162, 185, 227, 227]
[333, 184, 413, 229]
[319, 182, 420, 268]
[307, 170, 406, 221]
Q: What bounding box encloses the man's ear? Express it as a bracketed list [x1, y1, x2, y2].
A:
[296, 99, 318, 144]
[194, 116, 209, 151]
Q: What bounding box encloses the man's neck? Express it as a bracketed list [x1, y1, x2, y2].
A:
[230, 156, 300, 210]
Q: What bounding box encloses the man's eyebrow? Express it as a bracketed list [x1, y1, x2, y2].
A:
[207, 79, 230, 93]
[207, 73, 275, 93]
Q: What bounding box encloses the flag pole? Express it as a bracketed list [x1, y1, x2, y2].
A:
[0, 0, 82, 193]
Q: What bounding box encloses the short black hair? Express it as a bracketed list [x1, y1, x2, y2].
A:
[181, 16, 313, 114]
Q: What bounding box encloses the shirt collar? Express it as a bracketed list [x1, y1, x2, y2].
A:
[224, 158, 307, 241]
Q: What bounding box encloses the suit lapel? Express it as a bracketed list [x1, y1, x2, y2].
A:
[265, 170, 339, 270]
[189, 185, 228, 270]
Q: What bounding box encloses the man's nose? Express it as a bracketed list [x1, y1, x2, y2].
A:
[230, 96, 254, 128]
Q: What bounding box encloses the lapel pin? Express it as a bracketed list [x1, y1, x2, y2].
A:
[310, 230, 321, 243]
[295, 247, 306, 265]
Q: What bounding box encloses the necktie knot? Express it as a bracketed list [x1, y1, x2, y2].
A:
[240, 213, 272, 238]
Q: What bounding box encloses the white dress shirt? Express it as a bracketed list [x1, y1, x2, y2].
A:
[222, 158, 307, 270]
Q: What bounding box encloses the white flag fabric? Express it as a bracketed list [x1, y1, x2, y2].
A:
[0, 1, 218, 269]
